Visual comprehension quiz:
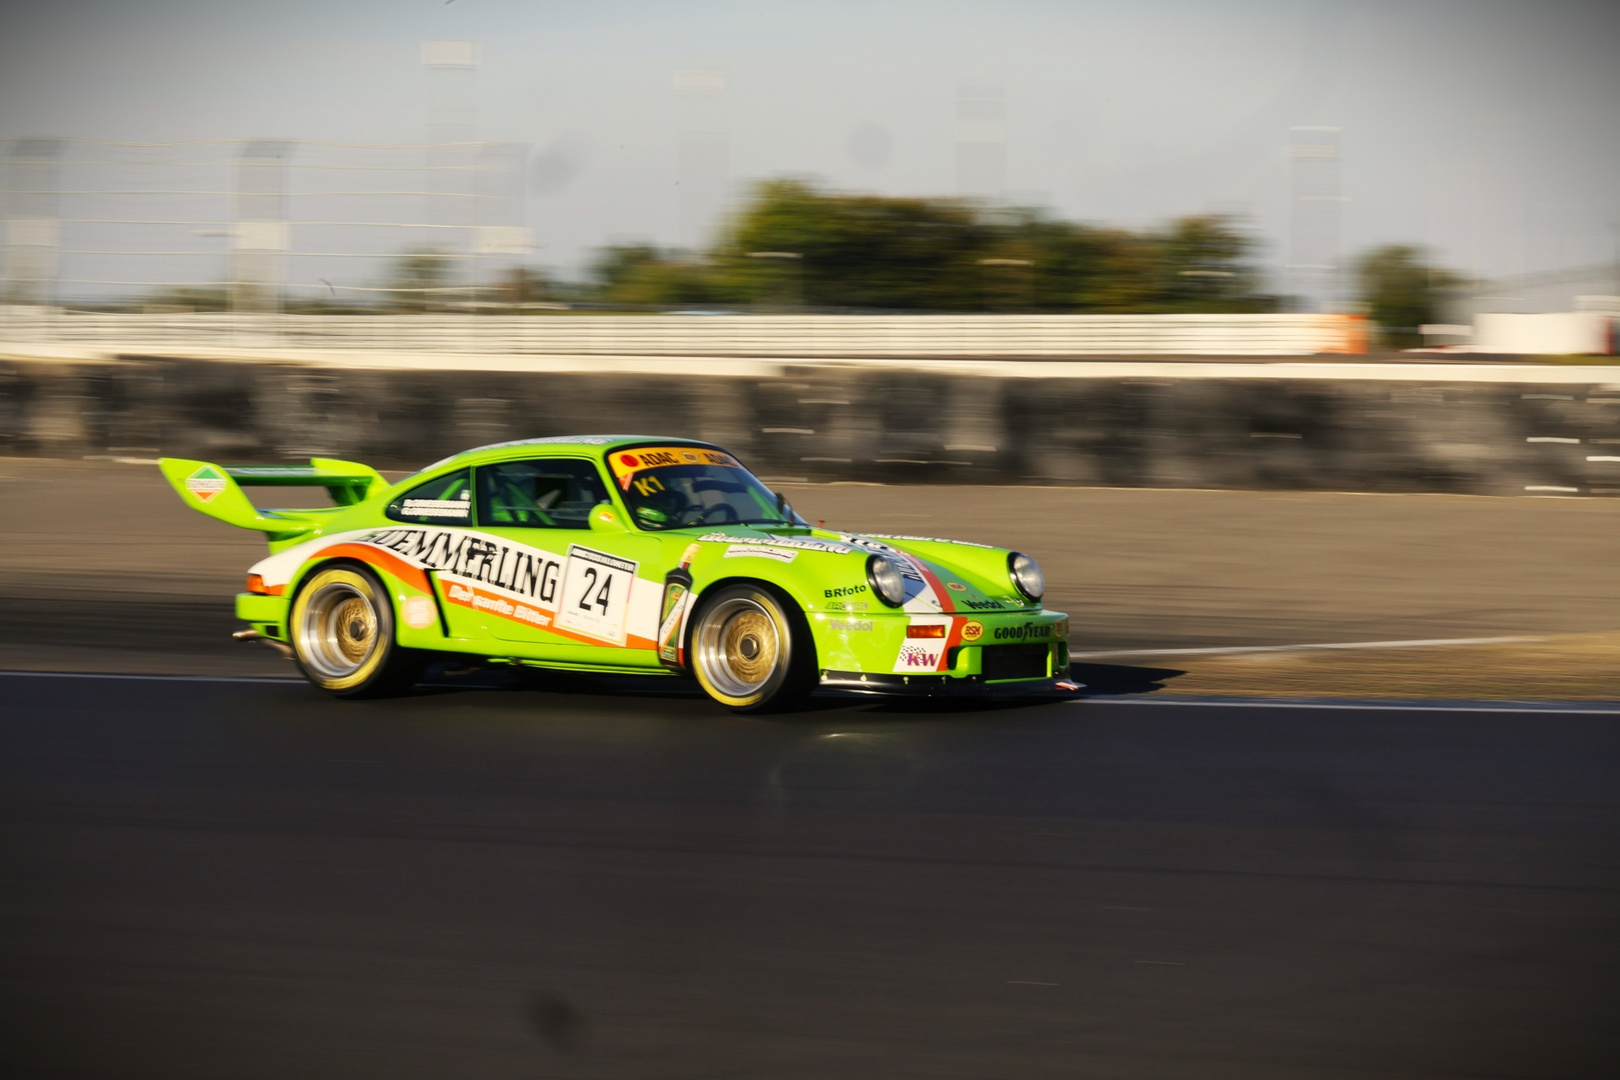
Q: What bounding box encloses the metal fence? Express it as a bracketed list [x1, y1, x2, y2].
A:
[0, 309, 1368, 358]
[1, 137, 528, 309]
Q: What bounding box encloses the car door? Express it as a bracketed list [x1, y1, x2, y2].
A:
[466, 455, 662, 659]
[378, 466, 489, 643]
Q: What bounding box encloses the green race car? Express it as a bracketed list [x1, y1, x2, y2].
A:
[161, 436, 1072, 711]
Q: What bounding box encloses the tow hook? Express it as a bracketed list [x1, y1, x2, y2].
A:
[234, 628, 295, 660]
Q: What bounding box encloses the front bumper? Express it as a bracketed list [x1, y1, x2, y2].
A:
[818, 670, 1079, 699]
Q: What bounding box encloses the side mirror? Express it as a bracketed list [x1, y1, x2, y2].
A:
[588, 502, 628, 532]
[774, 491, 804, 526]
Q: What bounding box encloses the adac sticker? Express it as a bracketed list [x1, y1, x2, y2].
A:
[185, 465, 228, 503]
[610, 446, 741, 490]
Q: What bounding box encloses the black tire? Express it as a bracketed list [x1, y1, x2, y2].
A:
[288, 562, 426, 699]
[688, 582, 817, 713]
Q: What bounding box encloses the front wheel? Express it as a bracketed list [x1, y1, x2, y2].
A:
[289, 564, 425, 698]
[689, 583, 816, 713]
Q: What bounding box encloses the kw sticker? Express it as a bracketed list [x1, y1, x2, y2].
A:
[185, 465, 228, 503]
[895, 641, 945, 671]
[893, 616, 953, 672]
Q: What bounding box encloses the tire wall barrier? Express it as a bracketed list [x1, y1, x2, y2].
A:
[4, 355, 1620, 496]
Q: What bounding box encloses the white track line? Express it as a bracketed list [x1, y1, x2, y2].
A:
[1077, 698, 1620, 715]
[0, 670, 301, 684]
[3, 669, 1614, 714]
[1069, 636, 1543, 660]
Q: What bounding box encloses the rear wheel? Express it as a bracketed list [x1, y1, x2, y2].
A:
[689, 583, 816, 713]
[289, 564, 425, 698]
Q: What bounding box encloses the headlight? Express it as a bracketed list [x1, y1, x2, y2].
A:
[866, 554, 907, 607]
[1008, 552, 1044, 604]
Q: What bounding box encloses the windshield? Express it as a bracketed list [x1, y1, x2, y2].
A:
[609, 446, 792, 531]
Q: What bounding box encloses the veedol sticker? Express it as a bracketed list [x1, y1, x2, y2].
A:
[185, 465, 228, 503]
[723, 545, 797, 563]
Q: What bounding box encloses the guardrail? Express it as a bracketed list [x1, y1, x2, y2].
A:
[0, 309, 1368, 358]
[5, 348, 1619, 495]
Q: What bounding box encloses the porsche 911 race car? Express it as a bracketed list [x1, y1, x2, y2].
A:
[161, 436, 1071, 711]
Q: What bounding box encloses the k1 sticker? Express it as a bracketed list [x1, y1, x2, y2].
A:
[555, 545, 638, 644]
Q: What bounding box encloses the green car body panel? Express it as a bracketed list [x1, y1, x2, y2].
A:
[159, 436, 1070, 697]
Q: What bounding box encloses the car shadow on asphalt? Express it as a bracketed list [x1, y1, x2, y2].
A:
[1069, 662, 1186, 696]
[405, 660, 1187, 715]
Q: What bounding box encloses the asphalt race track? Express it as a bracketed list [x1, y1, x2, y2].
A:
[3, 671, 1618, 1078]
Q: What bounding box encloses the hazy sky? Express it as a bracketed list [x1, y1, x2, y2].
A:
[3, 0, 1617, 292]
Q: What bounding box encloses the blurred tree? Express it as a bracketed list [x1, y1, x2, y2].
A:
[139, 285, 228, 312]
[388, 248, 455, 312]
[715, 179, 988, 310]
[1149, 216, 1275, 313]
[1354, 245, 1464, 349]
[579, 180, 1285, 314]
[589, 244, 725, 307]
[500, 265, 563, 307]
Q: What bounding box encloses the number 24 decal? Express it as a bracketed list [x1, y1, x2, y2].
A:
[578, 567, 612, 615]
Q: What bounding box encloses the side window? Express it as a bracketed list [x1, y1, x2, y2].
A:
[385, 468, 472, 525]
[477, 458, 610, 529]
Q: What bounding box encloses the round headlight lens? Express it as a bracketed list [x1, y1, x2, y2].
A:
[1008, 552, 1044, 604]
[866, 554, 907, 607]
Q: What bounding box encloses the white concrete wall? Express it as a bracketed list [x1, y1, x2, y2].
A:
[1474, 312, 1616, 355]
[0, 309, 1369, 358]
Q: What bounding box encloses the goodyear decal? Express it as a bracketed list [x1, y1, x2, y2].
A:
[992, 621, 1055, 641]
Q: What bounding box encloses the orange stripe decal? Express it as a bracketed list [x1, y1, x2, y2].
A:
[313, 543, 432, 593]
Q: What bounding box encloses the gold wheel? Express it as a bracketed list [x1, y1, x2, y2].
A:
[290, 566, 391, 693]
[691, 585, 809, 710]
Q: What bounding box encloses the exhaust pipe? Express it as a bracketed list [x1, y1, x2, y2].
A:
[234, 628, 295, 660]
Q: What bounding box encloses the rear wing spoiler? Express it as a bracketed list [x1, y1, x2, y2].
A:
[159, 457, 389, 538]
